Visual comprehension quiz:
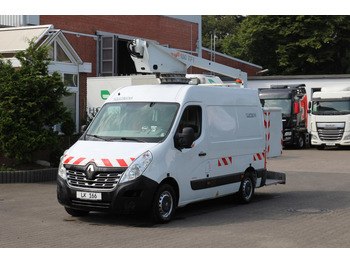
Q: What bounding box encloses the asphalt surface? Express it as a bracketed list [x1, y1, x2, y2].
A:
[1, 147, 350, 248]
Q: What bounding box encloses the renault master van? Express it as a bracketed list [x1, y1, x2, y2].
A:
[57, 83, 285, 223]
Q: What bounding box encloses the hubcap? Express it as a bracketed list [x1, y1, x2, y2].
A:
[158, 191, 173, 218]
[299, 137, 304, 148]
[242, 178, 253, 200]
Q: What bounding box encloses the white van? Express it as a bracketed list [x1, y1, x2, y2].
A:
[57, 83, 285, 223]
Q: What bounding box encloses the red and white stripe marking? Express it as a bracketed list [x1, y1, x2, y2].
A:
[218, 157, 232, 167]
[253, 152, 265, 162]
[264, 112, 271, 155]
[63, 155, 135, 167]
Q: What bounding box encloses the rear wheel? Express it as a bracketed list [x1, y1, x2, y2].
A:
[151, 184, 176, 223]
[65, 207, 90, 217]
[238, 175, 255, 203]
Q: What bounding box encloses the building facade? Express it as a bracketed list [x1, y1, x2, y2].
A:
[0, 15, 262, 130]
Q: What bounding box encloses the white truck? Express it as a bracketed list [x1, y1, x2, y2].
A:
[309, 87, 350, 148]
[57, 80, 285, 223]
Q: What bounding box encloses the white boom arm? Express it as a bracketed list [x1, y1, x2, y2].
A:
[128, 39, 248, 87]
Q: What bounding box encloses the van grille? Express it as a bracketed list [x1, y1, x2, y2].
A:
[317, 122, 345, 141]
[66, 169, 124, 190]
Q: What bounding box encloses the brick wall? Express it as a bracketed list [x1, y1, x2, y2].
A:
[40, 15, 261, 77]
[39, 15, 262, 129]
[40, 15, 199, 77]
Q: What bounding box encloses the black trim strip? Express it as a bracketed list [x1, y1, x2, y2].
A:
[191, 173, 242, 190]
[190, 168, 267, 190]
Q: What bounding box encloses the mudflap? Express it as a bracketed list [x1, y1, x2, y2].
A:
[264, 170, 286, 186]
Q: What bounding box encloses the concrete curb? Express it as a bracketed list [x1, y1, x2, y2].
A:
[0, 168, 58, 183]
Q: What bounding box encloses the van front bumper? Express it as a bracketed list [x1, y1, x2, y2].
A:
[57, 175, 159, 214]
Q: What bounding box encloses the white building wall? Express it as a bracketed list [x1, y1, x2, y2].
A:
[0, 15, 39, 27]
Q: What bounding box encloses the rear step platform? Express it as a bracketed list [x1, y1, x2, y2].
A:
[265, 171, 286, 186]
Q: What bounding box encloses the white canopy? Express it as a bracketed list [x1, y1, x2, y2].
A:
[0, 25, 52, 53]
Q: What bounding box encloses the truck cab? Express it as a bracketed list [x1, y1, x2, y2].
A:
[309, 87, 350, 148]
[259, 84, 309, 148]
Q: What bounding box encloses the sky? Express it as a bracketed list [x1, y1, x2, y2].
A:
[3, 1, 349, 15]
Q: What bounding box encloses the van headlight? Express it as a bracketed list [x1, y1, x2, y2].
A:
[120, 151, 153, 183]
[58, 157, 67, 180]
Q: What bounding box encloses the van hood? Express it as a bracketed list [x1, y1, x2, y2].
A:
[62, 140, 157, 168]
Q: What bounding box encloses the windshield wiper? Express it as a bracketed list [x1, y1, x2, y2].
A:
[86, 134, 110, 141]
[86, 134, 145, 142]
[120, 137, 145, 142]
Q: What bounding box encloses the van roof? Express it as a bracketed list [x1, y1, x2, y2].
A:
[106, 84, 260, 106]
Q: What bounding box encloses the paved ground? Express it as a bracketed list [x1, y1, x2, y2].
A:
[1, 147, 350, 248]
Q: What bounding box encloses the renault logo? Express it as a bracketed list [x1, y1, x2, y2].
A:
[86, 164, 95, 180]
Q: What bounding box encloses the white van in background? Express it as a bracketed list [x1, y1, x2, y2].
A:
[57, 82, 285, 223]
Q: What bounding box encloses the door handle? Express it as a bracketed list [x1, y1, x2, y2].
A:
[198, 152, 207, 157]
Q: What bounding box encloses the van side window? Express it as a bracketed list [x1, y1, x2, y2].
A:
[178, 106, 202, 140]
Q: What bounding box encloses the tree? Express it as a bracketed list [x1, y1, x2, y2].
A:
[222, 15, 350, 75]
[0, 40, 73, 163]
[202, 15, 245, 54]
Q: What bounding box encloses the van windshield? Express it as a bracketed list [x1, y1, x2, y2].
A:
[312, 100, 350, 115]
[86, 102, 179, 142]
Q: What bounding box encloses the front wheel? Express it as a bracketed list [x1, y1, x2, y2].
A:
[151, 184, 176, 223]
[238, 176, 255, 204]
[296, 135, 304, 149]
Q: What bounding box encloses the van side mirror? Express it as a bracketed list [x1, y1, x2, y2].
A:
[175, 127, 195, 150]
[80, 125, 87, 134]
[294, 102, 300, 114]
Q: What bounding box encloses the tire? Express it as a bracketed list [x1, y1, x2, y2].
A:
[151, 184, 176, 223]
[296, 135, 304, 149]
[238, 175, 255, 204]
[65, 207, 90, 217]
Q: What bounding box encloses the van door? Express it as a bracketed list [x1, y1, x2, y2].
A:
[171, 104, 209, 205]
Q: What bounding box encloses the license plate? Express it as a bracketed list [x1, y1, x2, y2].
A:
[76, 191, 102, 201]
[326, 143, 336, 146]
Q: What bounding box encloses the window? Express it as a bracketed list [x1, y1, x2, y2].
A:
[64, 74, 78, 87]
[261, 98, 292, 115]
[56, 43, 71, 63]
[47, 42, 73, 63]
[177, 106, 202, 140]
[98, 36, 137, 76]
[48, 43, 54, 60]
[61, 93, 77, 124]
[100, 36, 114, 76]
[86, 102, 179, 142]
